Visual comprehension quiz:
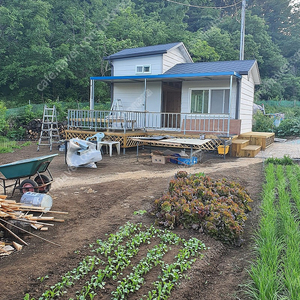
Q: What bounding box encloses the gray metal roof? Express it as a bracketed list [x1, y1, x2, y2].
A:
[164, 60, 257, 75]
[105, 42, 182, 60]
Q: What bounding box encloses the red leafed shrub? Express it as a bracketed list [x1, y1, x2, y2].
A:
[151, 171, 252, 245]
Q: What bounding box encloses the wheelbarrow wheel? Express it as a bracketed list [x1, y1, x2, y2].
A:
[34, 175, 51, 193]
[20, 179, 38, 194]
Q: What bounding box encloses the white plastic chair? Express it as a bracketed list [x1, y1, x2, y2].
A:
[86, 132, 105, 149]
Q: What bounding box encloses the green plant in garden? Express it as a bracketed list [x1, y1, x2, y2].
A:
[265, 155, 294, 165]
[134, 210, 147, 215]
[24, 222, 206, 300]
[247, 163, 300, 299]
[152, 171, 252, 245]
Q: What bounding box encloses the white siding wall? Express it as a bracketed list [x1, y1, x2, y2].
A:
[113, 82, 162, 112]
[181, 79, 237, 118]
[239, 74, 255, 133]
[112, 55, 162, 76]
[163, 47, 189, 73]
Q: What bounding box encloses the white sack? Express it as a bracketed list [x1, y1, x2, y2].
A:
[66, 138, 102, 168]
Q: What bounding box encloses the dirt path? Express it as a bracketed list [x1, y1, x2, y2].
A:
[52, 155, 264, 190]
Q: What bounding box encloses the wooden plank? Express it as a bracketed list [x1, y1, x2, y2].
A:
[231, 139, 250, 157]
[12, 241, 23, 251]
[29, 216, 54, 221]
[240, 145, 261, 158]
[238, 132, 275, 150]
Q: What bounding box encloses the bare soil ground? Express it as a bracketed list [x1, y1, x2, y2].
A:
[0, 143, 265, 300]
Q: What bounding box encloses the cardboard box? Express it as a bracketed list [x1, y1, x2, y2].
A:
[152, 155, 168, 164]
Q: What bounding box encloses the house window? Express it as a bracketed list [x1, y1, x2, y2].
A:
[191, 90, 209, 113]
[136, 65, 143, 73]
[143, 65, 151, 73]
[191, 89, 230, 114]
[136, 65, 151, 74]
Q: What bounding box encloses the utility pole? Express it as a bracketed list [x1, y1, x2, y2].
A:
[239, 0, 246, 60]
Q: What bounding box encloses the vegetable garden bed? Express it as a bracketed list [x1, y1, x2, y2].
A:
[248, 160, 300, 299]
[24, 222, 206, 300]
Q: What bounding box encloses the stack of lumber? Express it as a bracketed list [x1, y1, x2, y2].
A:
[0, 195, 67, 254]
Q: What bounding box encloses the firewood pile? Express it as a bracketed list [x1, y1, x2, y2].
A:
[25, 119, 67, 141]
[0, 195, 67, 256]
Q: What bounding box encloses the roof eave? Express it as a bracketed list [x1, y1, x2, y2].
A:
[104, 50, 169, 61]
[90, 71, 242, 82]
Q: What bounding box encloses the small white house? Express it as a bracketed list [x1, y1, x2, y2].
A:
[89, 42, 261, 136]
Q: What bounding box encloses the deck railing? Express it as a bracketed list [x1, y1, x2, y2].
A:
[67, 109, 230, 136]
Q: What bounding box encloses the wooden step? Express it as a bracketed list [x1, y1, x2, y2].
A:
[239, 145, 261, 158]
[231, 139, 250, 157]
[238, 132, 275, 150]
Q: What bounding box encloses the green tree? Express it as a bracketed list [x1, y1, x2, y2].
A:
[250, 0, 300, 57]
[0, 0, 52, 106]
[199, 27, 239, 61]
[185, 38, 220, 62]
[219, 13, 287, 77]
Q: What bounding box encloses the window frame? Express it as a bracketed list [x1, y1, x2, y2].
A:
[190, 88, 230, 114]
[136, 65, 143, 74]
[135, 65, 151, 74]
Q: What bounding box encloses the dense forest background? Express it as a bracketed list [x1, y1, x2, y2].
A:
[0, 0, 299, 108]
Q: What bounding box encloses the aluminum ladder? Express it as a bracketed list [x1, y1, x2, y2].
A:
[37, 105, 60, 151]
[111, 98, 123, 111]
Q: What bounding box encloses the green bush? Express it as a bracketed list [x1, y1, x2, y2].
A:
[0, 101, 8, 135]
[265, 155, 294, 165]
[252, 111, 274, 132]
[275, 118, 300, 137]
[6, 127, 27, 140]
[152, 171, 253, 245]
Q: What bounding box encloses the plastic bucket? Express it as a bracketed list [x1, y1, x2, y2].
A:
[218, 145, 230, 155]
[20, 192, 53, 212]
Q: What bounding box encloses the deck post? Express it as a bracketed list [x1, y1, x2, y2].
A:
[228, 75, 233, 136]
[183, 114, 187, 135]
[144, 78, 147, 131]
[89, 79, 94, 110]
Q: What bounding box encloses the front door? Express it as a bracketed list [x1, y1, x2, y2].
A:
[162, 82, 182, 128]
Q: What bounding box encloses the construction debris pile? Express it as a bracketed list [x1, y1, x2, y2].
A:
[0, 195, 67, 256]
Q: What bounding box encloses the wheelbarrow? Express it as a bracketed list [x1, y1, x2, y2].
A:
[0, 154, 58, 196]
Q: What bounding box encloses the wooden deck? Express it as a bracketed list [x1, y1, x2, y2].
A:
[65, 129, 222, 151]
[65, 129, 275, 157]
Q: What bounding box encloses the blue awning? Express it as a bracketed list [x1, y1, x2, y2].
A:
[90, 71, 242, 82]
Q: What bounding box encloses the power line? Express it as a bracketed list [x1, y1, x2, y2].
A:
[165, 0, 243, 9]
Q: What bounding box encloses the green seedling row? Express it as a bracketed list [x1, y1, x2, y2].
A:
[247, 162, 300, 299]
[24, 222, 206, 300]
